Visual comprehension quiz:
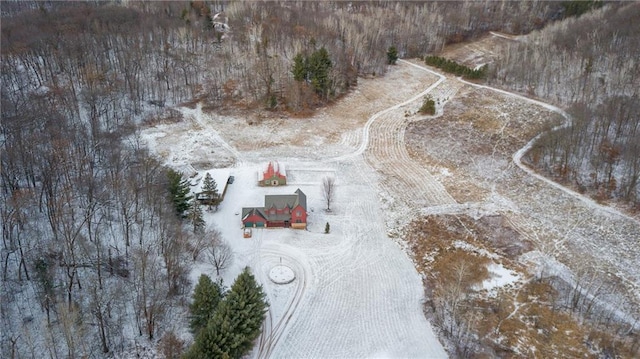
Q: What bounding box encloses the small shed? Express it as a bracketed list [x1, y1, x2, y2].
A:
[259, 161, 286, 186]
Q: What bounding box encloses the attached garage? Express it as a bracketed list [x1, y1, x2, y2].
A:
[242, 208, 268, 229]
[242, 220, 265, 228]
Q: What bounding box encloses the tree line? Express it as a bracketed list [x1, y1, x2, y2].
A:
[1, 1, 568, 117]
[489, 2, 640, 209]
[424, 56, 487, 80]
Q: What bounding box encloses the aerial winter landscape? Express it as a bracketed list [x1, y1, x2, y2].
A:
[2, 1, 639, 359]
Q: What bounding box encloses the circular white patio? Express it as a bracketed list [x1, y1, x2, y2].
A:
[269, 265, 296, 284]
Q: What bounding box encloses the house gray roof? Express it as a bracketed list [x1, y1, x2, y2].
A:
[265, 194, 298, 210]
[243, 189, 307, 223]
[264, 188, 307, 211]
[265, 212, 293, 221]
[241, 207, 267, 221]
[295, 188, 307, 210]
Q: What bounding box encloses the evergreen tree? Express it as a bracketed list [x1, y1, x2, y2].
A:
[291, 47, 333, 99]
[308, 47, 332, 98]
[292, 53, 307, 82]
[201, 172, 220, 210]
[184, 267, 268, 359]
[202, 173, 218, 196]
[387, 46, 398, 65]
[189, 274, 225, 336]
[222, 267, 268, 358]
[561, 0, 604, 18]
[424, 55, 486, 80]
[184, 315, 233, 359]
[167, 169, 193, 217]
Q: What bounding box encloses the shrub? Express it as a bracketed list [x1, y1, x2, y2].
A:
[387, 46, 398, 65]
[419, 95, 436, 115]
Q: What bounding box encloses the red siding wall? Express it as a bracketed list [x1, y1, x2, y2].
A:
[243, 213, 266, 227]
[290, 205, 307, 224]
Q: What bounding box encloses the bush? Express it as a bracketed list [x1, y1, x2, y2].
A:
[419, 95, 436, 115]
[387, 46, 398, 65]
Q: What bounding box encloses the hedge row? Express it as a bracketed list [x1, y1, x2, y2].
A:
[424, 56, 487, 79]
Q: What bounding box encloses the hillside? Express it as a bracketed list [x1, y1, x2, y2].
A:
[2, 1, 639, 358]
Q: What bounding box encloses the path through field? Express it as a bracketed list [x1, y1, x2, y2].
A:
[142, 50, 640, 357]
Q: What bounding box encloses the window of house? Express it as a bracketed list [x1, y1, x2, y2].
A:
[296, 211, 301, 217]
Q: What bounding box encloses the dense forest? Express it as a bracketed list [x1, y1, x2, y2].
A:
[2, 1, 638, 358]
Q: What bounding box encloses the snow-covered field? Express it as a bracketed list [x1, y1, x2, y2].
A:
[141, 62, 450, 357]
[160, 161, 447, 358]
[141, 53, 640, 357]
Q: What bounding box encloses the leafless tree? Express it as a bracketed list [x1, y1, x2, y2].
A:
[322, 176, 336, 211]
[190, 228, 224, 262]
[207, 232, 233, 276]
[159, 330, 185, 359]
[132, 247, 169, 340]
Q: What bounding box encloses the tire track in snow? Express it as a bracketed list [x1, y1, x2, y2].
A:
[330, 61, 446, 162]
[277, 160, 442, 358]
[328, 60, 459, 215]
[253, 244, 311, 359]
[361, 63, 461, 210]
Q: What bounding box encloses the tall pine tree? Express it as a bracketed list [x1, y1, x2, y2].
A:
[167, 169, 193, 217]
[189, 274, 224, 336]
[387, 46, 399, 65]
[308, 47, 332, 99]
[291, 47, 333, 99]
[292, 53, 307, 82]
[201, 172, 219, 210]
[184, 267, 268, 359]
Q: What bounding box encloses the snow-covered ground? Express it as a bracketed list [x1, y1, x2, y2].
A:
[172, 161, 447, 358]
[140, 54, 640, 356]
[141, 62, 449, 357]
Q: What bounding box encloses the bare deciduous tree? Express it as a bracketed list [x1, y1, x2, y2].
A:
[322, 176, 336, 211]
[207, 232, 233, 276]
[190, 230, 210, 261]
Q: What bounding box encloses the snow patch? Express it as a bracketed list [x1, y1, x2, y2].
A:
[481, 263, 521, 294]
